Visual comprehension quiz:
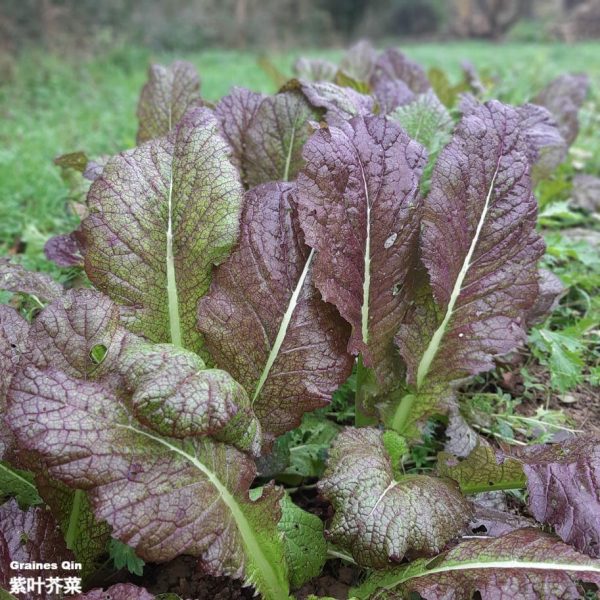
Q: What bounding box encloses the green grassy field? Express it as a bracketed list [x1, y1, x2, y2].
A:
[0, 41, 599, 270]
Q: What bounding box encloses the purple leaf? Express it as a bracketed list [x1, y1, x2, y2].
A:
[136, 61, 202, 144]
[0, 259, 63, 304]
[215, 87, 265, 175]
[396, 101, 544, 398]
[373, 77, 415, 113]
[6, 366, 289, 597]
[515, 436, 600, 558]
[517, 103, 568, 182]
[22, 289, 134, 382]
[82, 107, 244, 355]
[296, 115, 426, 389]
[0, 306, 30, 458]
[198, 182, 352, 443]
[355, 528, 600, 600]
[118, 341, 262, 455]
[292, 80, 375, 126]
[318, 427, 472, 568]
[0, 499, 74, 600]
[75, 584, 155, 600]
[533, 73, 590, 146]
[371, 48, 431, 95]
[470, 505, 537, 538]
[242, 91, 320, 186]
[44, 232, 84, 268]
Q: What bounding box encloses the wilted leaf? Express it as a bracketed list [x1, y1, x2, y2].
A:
[198, 182, 352, 442]
[278, 494, 327, 589]
[353, 528, 600, 600]
[82, 107, 243, 355]
[526, 269, 564, 326]
[572, 173, 600, 213]
[443, 410, 478, 458]
[136, 61, 202, 144]
[54, 151, 89, 173]
[6, 366, 290, 599]
[296, 115, 426, 391]
[243, 91, 320, 186]
[318, 428, 471, 568]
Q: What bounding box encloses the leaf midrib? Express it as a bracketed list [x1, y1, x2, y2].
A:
[252, 250, 314, 404]
[117, 424, 289, 599]
[372, 557, 600, 598]
[415, 157, 502, 389]
[166, 161, 183, 348]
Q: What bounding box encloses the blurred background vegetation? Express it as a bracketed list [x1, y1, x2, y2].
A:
[1, 0, 600, 56]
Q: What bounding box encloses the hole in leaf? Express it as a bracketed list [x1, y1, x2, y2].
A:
[90, 344, 108, 365]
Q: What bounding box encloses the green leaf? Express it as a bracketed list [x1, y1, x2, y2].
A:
[390, 90, 452, 153]
[382, 430, 408, 479]
[530, 327, 585, 392]
[278, 495, 327, 589]
[109, 538, 145, 576]
[437, 444, 526, 495]
[284, 414, 340, 479]
[0, 461, 42, 506]
[34, 476, 111, 579]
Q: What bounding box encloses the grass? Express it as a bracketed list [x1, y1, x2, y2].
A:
[0, 41, 599, 267]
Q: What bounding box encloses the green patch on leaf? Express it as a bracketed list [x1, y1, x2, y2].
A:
[278, 494, 327, 589]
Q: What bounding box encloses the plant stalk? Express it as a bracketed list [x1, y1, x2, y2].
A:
[354, 355, 377, 426]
